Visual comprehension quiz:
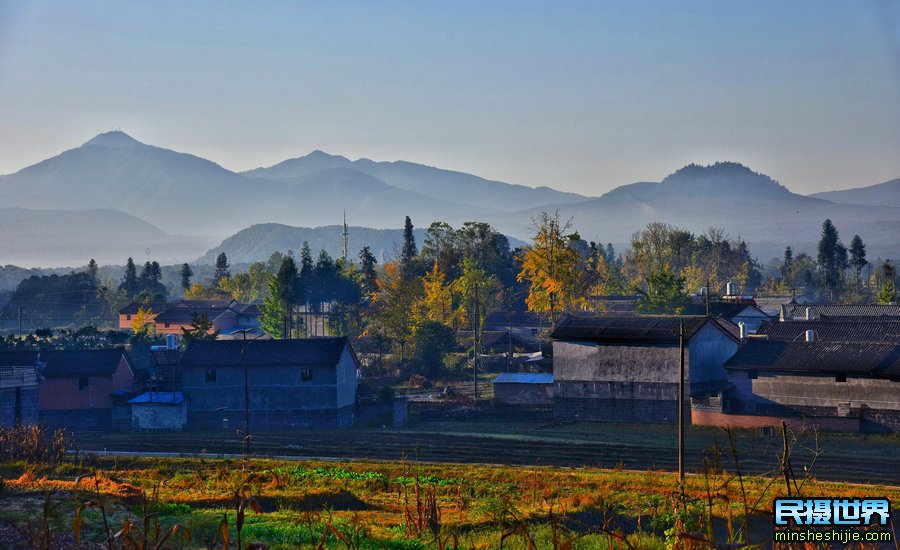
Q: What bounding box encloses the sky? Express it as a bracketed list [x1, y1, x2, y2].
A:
[1, 1, 899, 196]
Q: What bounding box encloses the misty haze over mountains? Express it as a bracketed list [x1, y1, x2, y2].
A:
[2, 131, 899, 268]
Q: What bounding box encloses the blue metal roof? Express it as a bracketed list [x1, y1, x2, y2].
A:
[492, 373, 553, 384]
[128, 391, 185, 405]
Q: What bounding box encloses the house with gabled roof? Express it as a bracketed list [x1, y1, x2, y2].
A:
[119, 299, 261, 338]
[28, 348, 136, 429]
[177, 337, 358, 430]
[693, 319, 900, 432]
[550, 314, 740, 424]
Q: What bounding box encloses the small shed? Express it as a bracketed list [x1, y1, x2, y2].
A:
[129, 391, 187, 431]
[492, 373, 554, 406]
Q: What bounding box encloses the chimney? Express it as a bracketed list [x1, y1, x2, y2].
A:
[805, 307, 812, 320]
[738, 322, 747, 340]
[805, 330, 815, 342]
[725, 282, 735, 296]
[166, 334, 177, 350]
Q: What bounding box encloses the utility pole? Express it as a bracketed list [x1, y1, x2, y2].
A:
[18, 306, 24, 339]
[342, 210, 349, 261]
[678, 319, 686, 497]
[705, 278, 710, 317]
[242, 330, 251, 456]
[473, 281, 479, 401]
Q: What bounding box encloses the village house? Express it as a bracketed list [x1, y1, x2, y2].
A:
[34, 349, 136, 429]
[692, 318, 900, 433]
[119, 299, 262, 338]
[176, 337, 359, 430]
[551, 315, 740, 424]
[0, 351, 40, 426]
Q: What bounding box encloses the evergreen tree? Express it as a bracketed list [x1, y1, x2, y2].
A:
[260, 277, 287, 338]
[879, 261, 897, 304]
[214, 252, 230, 281]
[817, 219, 845, 300]
[120, 257, 138, 295]
[180, 263, 193, 291]
[849, 235, 867, 293]
[87, 259, 98, 283]
[606, 243, 616, 265]
[358, 246, 378, 296]
[298, 241, 313, 305]
[180, 312, 219, 344]
[781, 246, 793, 284]
[400, 216, 418, 280]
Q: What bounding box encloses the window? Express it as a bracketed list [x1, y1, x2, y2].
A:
[301, 367, 313, 381]
[126, 314, 132, 320]
[78, 377, 89, 390]
[164, 322, 170, 328]
[205, 369, 217, 383]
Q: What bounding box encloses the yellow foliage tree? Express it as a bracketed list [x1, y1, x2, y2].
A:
[517, 211, 582, 324]
[132, 306, 155, 337]
[414, 262, 455, 326]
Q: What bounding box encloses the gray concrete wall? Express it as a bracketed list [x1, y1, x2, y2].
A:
[686, 323, 738, 388]
[553, 341, 682, 383]
[0, 385, 38, 426]
[335, 347, 358, 409]
[493, 383, 553, 405]
[132, 403, 187, 430]
[183, 363, 343, 412]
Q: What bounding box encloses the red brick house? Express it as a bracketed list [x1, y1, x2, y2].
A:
[119, 300, 261, 338]
[35, 349, 136, 429]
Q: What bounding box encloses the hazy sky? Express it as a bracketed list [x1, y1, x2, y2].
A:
[1, 1, 899, 196]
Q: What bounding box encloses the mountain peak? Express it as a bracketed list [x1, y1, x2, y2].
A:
[659, 161, 792, 198]
[83, 131, 142, 148]
[304, 150, 349, 161]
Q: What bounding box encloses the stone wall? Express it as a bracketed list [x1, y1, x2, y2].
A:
[493, 383, 553, 406]
[132, 403, 187, 431]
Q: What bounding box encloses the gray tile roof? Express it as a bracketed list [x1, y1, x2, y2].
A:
[780, 303, 900, 320]
[757, 320, 900, 342]
[551, 314, 734, 344]
[180, 338, 351, 367]
[725, 339, 900, 378]
[37, 349, 131, 378]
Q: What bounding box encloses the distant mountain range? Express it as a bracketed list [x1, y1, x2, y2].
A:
[490, 163, 900, 260]
[810, 178, 900, 207]
[0, 207, 212, 268]
[2, 131, 899, 267]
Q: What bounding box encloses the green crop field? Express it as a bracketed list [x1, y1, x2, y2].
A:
[1, 424, 898, 549]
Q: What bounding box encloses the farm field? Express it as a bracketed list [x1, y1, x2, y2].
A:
[71, 419, 900, 484]
[2, 452, 898, 549]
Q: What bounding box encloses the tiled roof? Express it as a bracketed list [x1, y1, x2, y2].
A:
[551, 315, 733, 344]
[173, 300, 233, 309]
[128, 391, 185, 405]
[180, 338, 351, 367]
[0, 351, 39, 367]
[119, 302, 167, 315]
[724, 339, 900, 378]
[757, 320, 900, 342]
[37, 348, 131, 378]
[781, 303, 900, 320]
[492, 373, 553, 384]
[683, 302, 768, 319]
